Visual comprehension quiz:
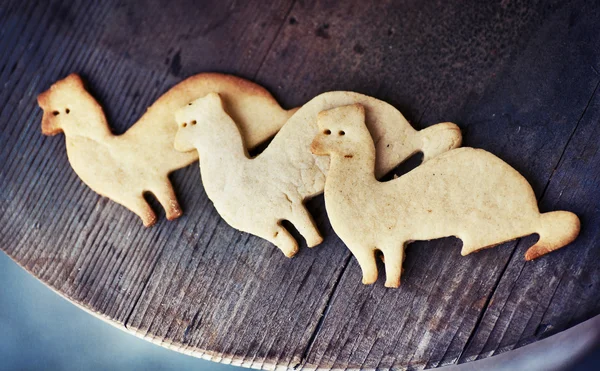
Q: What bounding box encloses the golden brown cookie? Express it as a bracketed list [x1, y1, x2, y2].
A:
[38, 73, 296, 226]
[311, 104, 580, 287]
[174, 92, 462, 256]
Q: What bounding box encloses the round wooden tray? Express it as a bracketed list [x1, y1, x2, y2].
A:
[1, 1, 599, 369]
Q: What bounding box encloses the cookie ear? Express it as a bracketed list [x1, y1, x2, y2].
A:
[37, 89, 51, 110]
[351, 103, 365, 116]
[64, 73, 84, 88]
[205, 92, 223, 107]
[316, 109, 331, 129]
[317, 103, 366, 129]
[346, 103, 366, 124]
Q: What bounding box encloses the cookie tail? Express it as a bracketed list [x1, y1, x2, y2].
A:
[525, 211, 580, 260]
[418, 122, 462, 162]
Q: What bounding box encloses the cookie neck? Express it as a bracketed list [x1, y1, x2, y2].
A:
[61, 115, 113, 141]
[194, 115, 249, 168]
[325, 142, 377, 196]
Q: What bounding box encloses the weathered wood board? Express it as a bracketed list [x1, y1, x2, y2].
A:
[0, 0, 599, 369]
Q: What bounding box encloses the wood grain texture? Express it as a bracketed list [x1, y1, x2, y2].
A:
[0, 0, 599, 370]
[459, 78, 600, 363]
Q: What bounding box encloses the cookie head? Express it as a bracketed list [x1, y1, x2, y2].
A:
[311, 103, 368, 156]
[174, 92, 226, 152]
[37, 74, 100, 136]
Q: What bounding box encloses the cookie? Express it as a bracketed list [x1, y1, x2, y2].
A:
[174, 91, 462, 256]
[38, 73, 296, 226]
[175, 93, 323, 256]
[311, 104, 580, 287]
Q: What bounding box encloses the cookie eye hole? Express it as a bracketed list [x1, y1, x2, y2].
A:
[52, 111, 60, 116]
[65, 108, 70, 114]
[191, 120, 197, 125]
[182, 122, 187, 128]
[323, 129, 331, 135]
[188, 103, 192, 106]
[339, 130, 345, 136]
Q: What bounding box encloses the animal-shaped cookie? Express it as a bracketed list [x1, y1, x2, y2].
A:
[174, 92, 462, 256]
[38, 73, 296, 226]
[311, 104, 580, 287]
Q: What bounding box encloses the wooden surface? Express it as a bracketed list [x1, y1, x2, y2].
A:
[1, 0, 599, 369]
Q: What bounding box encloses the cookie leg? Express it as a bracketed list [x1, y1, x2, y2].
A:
[350, 247, 378, 285]
[260, 223, 298, 258]
[122, 195, 157, 227]
[152, 180, 182, 221]
[380, 246, 405, 288]
[460, 234, 502, 256]
[289, 206, 323, 248]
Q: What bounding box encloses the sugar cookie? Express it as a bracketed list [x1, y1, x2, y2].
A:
[312, 104, 580, 287]
[38, 73, 295, 226]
